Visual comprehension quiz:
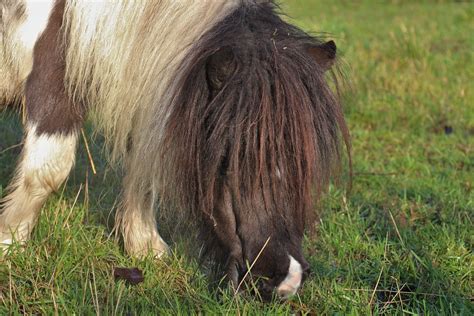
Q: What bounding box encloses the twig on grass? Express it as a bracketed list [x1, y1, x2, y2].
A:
[380, 280, 407, 313]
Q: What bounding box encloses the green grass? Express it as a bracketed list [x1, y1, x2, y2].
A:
[1, 0, 473, 314]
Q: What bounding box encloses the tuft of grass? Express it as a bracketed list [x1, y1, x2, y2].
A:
[1, 0, 473, 314]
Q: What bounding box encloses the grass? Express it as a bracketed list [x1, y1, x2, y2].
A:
[1, 0, 473, 314]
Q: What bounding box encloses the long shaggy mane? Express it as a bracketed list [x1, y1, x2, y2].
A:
[159, 2, 351, 229]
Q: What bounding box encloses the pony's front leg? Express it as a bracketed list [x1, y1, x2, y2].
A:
[0, 0, 82, 249]
[0, 127, 78, 247]
[116, 160, 169, 258]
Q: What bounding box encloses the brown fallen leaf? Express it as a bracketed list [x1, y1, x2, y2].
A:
[113, 267, 144, 285]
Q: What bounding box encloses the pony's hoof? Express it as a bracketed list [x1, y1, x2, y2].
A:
[125, 234, 169, 259]
[0, 238, 13, 253]
[0, 236, 25, 255]
[150, 237, 169, 258]
[0, 230, 15, 250]
[0, 236, 12, 245]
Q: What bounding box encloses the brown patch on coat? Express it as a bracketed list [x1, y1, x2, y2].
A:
[26, 0, 85, 135]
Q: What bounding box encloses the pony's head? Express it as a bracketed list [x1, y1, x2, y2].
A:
[206, 42, 341, 301]
[162, 16, 348, 297]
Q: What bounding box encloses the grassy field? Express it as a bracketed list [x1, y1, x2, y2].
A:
[1, 0, 473, 314]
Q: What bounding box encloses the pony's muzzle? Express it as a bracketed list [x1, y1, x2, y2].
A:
[275, 255, 305, 299]
[241, 255, 309, 301]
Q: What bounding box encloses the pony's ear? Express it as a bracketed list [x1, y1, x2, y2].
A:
[206, 47, 236, 91]
[307, 40, 337, 72]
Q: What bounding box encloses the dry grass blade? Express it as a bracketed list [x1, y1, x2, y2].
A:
[0, 142, 23, 155]
[21, 96, 26, 125]
[370, 266, 384, 310]
[388, 210, 404, 247]
[63, 185, 83, 229]
[233, 236, 271, 296]
[81, 128, 97, 175]
[343, 288, 448, 298]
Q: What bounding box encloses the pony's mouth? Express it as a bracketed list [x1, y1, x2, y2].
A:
[228, 255, 307, 301]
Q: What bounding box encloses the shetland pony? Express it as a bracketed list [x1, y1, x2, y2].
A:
[0, 0, 350, 299]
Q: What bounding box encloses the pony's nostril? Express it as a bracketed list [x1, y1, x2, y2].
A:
[258, 281, 274, 301]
